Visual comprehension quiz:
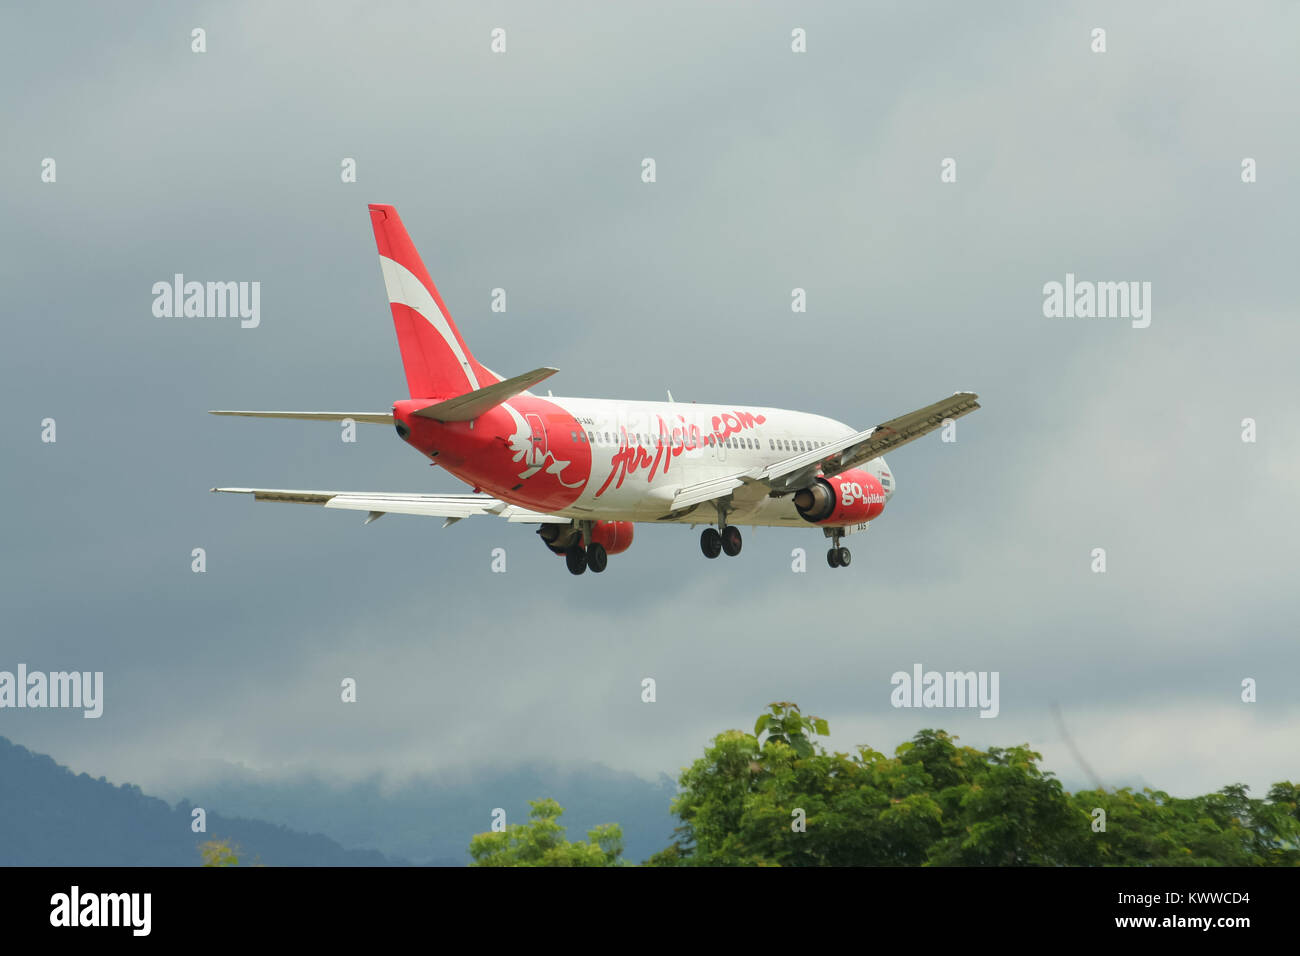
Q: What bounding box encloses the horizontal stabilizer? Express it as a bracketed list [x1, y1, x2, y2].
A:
[413, 366, 558, 422]
[209, 410, 394, 425]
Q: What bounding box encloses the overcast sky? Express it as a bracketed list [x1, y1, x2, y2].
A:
[2, 1, 1297, 810]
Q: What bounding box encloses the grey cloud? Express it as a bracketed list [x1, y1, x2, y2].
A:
[1, 1, 1295, 832]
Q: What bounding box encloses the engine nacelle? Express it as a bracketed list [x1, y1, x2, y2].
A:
[793, 470, 886, 526]
[590, 520, 634, 555]
[538, 524, 577, 554]
[539, 521, 634, 555]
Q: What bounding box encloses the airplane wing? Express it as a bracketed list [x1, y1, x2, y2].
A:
[209, 411, 394, 424]
[210, 488, 571, 524]
[671, 392, 981, 510]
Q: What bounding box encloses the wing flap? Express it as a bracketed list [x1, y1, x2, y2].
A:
[672, 473, 754, 510]
[210, 488, 570, 523]
[818, 391, 980, 481]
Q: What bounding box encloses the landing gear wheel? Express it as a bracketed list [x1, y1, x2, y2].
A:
[586, 542, 608, 573]
[837, 547, 851, 567]
[565, 545, 587, 575]
[827, 548, 841, 568]
[721, 525, 742, 557]
[700, 528, 722, 559]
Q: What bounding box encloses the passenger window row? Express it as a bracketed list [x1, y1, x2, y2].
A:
[566, 430, 830, 453]
[770, 438, 826, 453]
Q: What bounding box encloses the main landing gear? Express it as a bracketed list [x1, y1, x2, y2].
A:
[563, 541, 608, 574]
[700, 501, 742, 559]
[541, 523, 611, 576]
[826, 528, 851, 569]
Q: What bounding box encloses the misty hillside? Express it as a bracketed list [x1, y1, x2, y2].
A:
[162, 761, 680, 865]
[1, 736, 679, 865]
[0, 737, 401, 866]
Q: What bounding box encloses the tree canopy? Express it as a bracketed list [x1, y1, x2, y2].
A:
[644, 702, 1298, 866]
[469, 798, 625, 867]
[199, 838, 240, 866]
[464, 703, 1298, 866]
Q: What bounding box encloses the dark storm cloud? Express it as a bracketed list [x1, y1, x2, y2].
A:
[1, 1, 1295, 806]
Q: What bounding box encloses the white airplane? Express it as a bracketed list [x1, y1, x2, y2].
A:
[212, 205, 981, 574]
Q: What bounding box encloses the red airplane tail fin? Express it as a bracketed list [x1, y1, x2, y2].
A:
[368, 204, 499, 399]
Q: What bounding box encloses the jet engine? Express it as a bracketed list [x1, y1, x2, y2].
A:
[539, 520, 634, 555]
[590, 520, 634, 555]
[793, 470, 886, 526]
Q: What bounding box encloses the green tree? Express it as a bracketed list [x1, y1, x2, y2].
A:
[754, 700, 828, 757]
[646, 701, 1300, 867]
[1068, 781, 1300, 866]
[199, 838, 240, 867]
[469, 798, 625, 867]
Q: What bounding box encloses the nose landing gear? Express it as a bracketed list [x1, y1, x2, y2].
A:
[826, 528, 851, 569]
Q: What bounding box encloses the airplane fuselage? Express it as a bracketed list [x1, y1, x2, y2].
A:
[393, 393, 894, 527]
